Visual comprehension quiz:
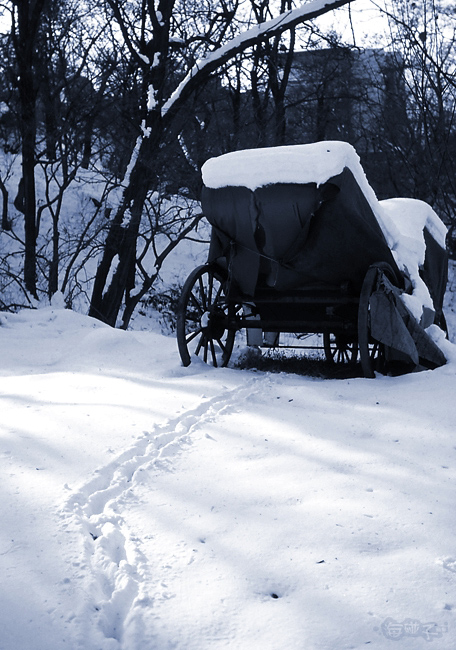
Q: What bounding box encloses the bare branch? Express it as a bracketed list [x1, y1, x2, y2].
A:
[162, 0, 356, 119]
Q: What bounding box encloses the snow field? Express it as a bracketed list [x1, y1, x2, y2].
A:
[0, 298, 455, 649]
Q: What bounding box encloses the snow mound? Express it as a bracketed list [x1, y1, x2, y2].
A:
[379, 198, 447, 320]
[380, 197, 447, 251]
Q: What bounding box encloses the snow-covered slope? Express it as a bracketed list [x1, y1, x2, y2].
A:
[0, 290, 456, 649]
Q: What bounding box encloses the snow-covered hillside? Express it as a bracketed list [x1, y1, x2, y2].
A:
[0, 273, 456, 649]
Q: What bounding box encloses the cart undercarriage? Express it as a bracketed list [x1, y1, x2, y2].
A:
[176, 261, 428, 378]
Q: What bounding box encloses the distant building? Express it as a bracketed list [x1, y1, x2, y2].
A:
[184, 47, 408, 198]
[282, 47, 407, 196]
[285, 48, 405, 150]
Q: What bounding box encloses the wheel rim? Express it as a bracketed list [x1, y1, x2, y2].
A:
[324, 332, 358, 364]
[177, 266, 237, 367]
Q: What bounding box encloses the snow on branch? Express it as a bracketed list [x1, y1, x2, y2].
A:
[162, 0, 356, 118]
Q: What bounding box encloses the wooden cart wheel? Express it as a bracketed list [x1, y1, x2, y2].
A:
[323, 332, 358, 364]
[177, 265, 237, 367]
[358, 262, 397, 378]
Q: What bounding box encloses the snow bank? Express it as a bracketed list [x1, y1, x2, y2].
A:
[0, 304, 456, 649]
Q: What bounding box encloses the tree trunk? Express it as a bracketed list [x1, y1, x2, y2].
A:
[21, 90, 38, 298]
[89, 128, 159, 326]
[0, 176, 9, 230]
[13, 0, 46, 299]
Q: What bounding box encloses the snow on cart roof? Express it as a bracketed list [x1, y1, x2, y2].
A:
[202, 141, 357, 190]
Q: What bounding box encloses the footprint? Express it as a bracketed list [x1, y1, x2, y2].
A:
[439, 557, 456, 573]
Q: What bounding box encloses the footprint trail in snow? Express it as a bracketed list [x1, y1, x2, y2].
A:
[59, 379, 258, 648]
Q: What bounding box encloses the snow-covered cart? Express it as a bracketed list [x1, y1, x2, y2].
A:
[176, 142, 448, 377]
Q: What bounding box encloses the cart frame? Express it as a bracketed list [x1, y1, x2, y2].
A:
[176, 258, 402, 378]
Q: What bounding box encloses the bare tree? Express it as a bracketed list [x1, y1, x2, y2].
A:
[377, 0, 456, 237]
[2, 0, 122, 303]
[89, 0, 356, 328]
[11, 0, 47, 298]
[247, 0, 297, 146]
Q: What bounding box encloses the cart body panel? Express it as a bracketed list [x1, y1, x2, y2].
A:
[202, 167, 402, 297]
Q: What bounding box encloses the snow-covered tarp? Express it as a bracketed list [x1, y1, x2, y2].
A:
[201, 141, 448, 371]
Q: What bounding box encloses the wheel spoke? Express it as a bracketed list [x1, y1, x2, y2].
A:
[195, 334, 205, 357]
[185, 327, 203, 344]
[370, 341, 379, 359]
[198, 276, 208, 311]
[213, 283, 223, 305]
[217, 338, 227, 353]
[189, 291, 204, 316]
[209, 339, 218, 367]
[208, 273, 214, 308]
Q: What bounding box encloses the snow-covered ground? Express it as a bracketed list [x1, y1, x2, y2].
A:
[0, 265, 456, 650]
